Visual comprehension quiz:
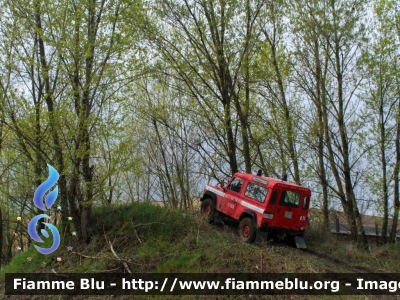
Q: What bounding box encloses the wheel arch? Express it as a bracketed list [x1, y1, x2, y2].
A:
[239, 210, 257, 228]
[201, 191, 216, 206]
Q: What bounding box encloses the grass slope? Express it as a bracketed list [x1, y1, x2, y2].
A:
[1, 201, 400, 298]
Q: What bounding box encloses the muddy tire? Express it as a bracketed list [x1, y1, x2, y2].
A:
[201, 198, 215, 223]
[238, 217, 256, 243]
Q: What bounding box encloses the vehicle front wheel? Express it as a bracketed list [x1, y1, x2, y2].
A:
[238, 217, 256, 243]
[200, 198, 215, 223]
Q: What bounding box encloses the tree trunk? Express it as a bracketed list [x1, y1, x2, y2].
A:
[390, 73, 400, 243]
[312, 31, 330, 231]
[34, 1, 69, 234]
[331, 2, 368, 249]
[379, 91, 389, 244]
[0, 206, 2, 268]
[262, 24, 300, 184]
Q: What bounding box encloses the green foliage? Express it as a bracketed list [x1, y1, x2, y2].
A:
[2, 0, 400, 268]
[2, 201, 400, 286]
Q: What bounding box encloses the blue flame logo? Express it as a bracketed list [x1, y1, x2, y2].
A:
[28, 164, 61, 254]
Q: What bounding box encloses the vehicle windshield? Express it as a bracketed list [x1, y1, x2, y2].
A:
[227, 178, 243, 193]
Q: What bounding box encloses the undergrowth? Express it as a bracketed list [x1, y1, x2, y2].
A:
[1, 201, 399, 299]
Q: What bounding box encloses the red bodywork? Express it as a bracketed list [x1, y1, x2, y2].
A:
[201, 172, 312, 238]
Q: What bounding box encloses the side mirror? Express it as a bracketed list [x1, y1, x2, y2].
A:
[221, 179, 225, 188]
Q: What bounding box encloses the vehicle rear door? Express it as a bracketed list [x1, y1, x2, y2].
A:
[271, 190, 302, 231]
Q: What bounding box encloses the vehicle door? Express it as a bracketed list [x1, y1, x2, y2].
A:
[241, 181, 269, 224]
[271, 190, 302, 231]
[218, 177, 243, 216]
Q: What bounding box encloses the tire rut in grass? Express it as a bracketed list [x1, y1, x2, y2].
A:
[299, 248, 374, 273]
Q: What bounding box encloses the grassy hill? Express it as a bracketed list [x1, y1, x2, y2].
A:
[1, 201, 400, 299]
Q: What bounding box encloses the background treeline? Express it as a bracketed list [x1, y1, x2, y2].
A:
[0, 0, 399, 262]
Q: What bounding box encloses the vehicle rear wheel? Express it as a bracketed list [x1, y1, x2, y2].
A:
[200, 198, 215, 223]
[238, 217, 256, 243]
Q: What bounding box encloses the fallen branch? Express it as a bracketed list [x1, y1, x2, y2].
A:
[373, 255, 384, 270]
[131, 221, 166, 228]
[104, 229, 131, 274]
[131, 220, 142, 244]
[85, 267, 122, 273]
[52, 269, 69, 278]
[130, 220, 166, 244]
[72, 252, 101, 259]
[71, 250, 131, 263]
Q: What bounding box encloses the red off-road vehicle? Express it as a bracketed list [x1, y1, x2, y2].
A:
[200, 172, 311, 248]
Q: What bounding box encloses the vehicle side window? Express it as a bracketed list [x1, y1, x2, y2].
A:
[302, 197, 310, 210]
[244, 182, 268, 203]
[279, 191, 300, 208]
[269, 191, 278, 205]
[227, 178, 243, 193]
